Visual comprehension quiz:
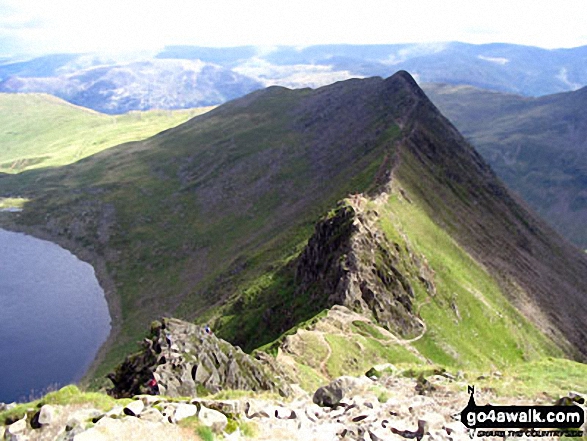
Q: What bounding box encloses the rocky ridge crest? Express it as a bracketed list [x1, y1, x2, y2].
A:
[295, 194, 435, 338]
[107, 318, 291, 399]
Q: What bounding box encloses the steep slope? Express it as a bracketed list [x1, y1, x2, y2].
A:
[423, 83, 587, 248]
[1, 72, 586, 381]
[0, 93, 212, 173]
[390, 74, 587, 359]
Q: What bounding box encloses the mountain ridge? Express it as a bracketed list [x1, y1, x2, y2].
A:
[2, 42, 587, 115]
[0, 71, 586, 381]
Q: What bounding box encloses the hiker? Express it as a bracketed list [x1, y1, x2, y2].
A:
[147, 377, 159, 395]
[204, 324, 212, 335]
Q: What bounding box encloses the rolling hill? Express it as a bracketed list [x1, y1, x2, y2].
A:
[0, 93, 213, 173]
[0, 71, 586, 385]
[423, 83, 587, 248]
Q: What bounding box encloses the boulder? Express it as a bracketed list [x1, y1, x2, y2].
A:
[198, 406, 228, 433]
[139, 407, 166, 423]
[313, 383, 344, 407]
[38, 404, 57, 425]
[313, 376, 362, 407]
[123, 400, 145, 417]
[173, 403, 199, 422]
[6, 418, 27, 435]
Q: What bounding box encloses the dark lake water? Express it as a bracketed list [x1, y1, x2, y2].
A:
[0, 229, 111, 403]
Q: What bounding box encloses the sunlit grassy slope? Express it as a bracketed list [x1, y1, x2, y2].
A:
[378, 192, 562, 368]
[0, 93, 213, 172]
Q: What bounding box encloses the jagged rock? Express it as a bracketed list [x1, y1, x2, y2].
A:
[198, 406, 228, 432]
[294, 200, 434, 337]
[123, 400, 145, 417]
[108, 317, 291, 398]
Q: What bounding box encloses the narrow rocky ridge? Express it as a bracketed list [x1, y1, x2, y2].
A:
[107, 318, 291, 399]
[294, 188, 436, 339]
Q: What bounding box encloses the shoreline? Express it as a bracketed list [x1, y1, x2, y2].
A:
[0, 217, 121, 387]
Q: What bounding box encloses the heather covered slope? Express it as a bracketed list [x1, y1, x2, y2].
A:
[0, 72, 586, 380]
[423, 83, 587, 248]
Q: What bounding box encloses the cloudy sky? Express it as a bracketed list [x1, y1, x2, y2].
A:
[1, 0, 586, 56]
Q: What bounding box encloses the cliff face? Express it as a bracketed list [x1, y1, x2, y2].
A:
[108, 318, 291, 398]
[295, 196, 435, 338]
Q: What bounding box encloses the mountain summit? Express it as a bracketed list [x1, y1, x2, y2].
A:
[1, 71, 586, 375]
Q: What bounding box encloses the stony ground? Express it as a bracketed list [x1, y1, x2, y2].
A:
[3, 371, 584, 441]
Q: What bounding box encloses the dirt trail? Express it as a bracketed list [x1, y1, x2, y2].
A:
[283, 305, 429, 380]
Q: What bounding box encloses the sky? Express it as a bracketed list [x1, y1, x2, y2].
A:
[1, 0, 586, 56]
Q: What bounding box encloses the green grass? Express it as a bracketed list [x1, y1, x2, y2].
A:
[0, 93, 213, 173]
[377, 191, 563, 368]
[0, 197, 28, 209]
[324, 334, 421, 378]
[177, 416, 213, 440]
[0, 385, 128, 425]
[472, 358, 587, 399]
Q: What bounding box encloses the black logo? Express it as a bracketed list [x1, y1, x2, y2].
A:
[461, 386, 585, 430]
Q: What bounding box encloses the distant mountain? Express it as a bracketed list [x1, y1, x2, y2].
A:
[1, 43, 586, 113]
[423, 83, 587, 248]
[0, 53, 81, 79]
[159, 42, 587, 96]
[0, 59, 262, 114]
[1, 72, 586, 380]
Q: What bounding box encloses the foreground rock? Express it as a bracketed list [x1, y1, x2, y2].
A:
[107, 318, 291, 398]
[1, 373, 583, 441]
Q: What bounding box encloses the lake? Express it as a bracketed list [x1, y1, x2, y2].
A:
[0, 229, 111, 403]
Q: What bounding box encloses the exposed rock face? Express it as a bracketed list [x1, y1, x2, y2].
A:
[107, 318, 291, 398]
[295, 197, 435, 337]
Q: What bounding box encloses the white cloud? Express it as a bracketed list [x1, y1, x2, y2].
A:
[0, 0, 586, 55]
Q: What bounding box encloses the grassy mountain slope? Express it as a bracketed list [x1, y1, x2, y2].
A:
[0, 77, 406, 377]
[1, 72, 586, 383]
[0, 93, 212, 173]
[423, 83, 587, 248]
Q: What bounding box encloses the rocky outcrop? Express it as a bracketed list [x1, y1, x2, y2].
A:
[295, 197, 435, 337]
[107, 318, 291, 398]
